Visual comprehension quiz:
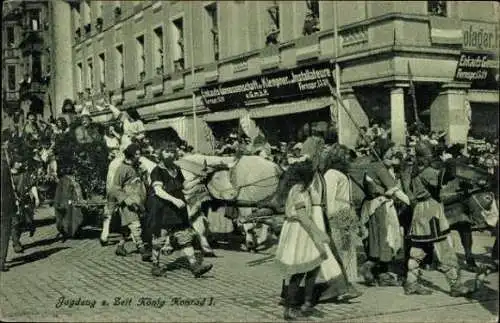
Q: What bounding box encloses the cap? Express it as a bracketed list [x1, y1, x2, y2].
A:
[293, 142, 303, 151]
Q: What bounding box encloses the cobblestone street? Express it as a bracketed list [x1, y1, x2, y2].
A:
[0, 206, 498, 322]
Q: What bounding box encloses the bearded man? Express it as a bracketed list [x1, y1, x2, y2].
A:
[108, 143, 147, 256]
[146, 141, 213, 278]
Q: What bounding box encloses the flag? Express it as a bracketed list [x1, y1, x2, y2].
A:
[408, 62, 419, 123]
[429, 16, 462, 45]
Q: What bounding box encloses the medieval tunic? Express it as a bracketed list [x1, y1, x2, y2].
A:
[108, 161, 146, 227]
[146, 165, 190, 237]
[11, 169, 36, 232]
[408, 167, 450, 243]
[324, 169, 359, 282]
[361, 162, 402, 262]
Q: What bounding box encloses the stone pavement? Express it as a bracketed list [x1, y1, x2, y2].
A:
[0, 206, 498, 322]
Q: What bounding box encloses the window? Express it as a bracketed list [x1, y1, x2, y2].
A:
[6, 27, 15, 47]
[98, 53, 105, 90]
[87, 58, 94, 90]
[116, 45, 124, 88]
[172, 17, 184, 71]
[136, 35, 145, 81]
[83, 1, 91, 26]
[153, 27, 164, 74]
[428, 1, 447, 17]
[73, 4, 82, 31]
[8, 66, 16, 90]
[95, 0, 103, 18]
[32, 53, 42, 81]
[266, 1, 280, 45]
[205, 3, 218, 61]
[28, 10, 41, 31]
[76, 62, 83, 92]
[303, 0, 320, 35]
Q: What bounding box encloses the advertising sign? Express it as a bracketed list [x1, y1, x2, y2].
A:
[454, 52, 499, 89]
[199, 61, 335, 111]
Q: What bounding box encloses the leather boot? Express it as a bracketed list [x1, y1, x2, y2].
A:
[283, 307, 302, 321]
[447, 269, 472, 297]
[190, 262, 213, 278]
[115, 244, 127, 256]
[360, 261, 377, 286]
[403, 281, 433, 295]
[378, 272, 401, 287]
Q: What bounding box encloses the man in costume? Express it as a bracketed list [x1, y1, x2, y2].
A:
[1, 150, 16, 271]
[400, 142, 471, 296]
[10, 156, 39, 253]
[359, 147, 410, 286]
[108, 143, 147, 256]
[146, 141, 213, 278]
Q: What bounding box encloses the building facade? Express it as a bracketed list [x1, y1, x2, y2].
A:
[49, 1, 500, 151]
[2, 0, 53, 130]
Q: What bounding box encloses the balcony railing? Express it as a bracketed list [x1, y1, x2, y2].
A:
[5, 91, 20, 101]
[3, 48, 20, 59]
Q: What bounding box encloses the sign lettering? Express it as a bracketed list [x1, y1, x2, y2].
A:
[462, 22, 499, 51]
[455, 52, 499, 89]
[199, 62, 335, 111]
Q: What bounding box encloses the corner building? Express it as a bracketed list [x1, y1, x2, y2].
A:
[57, 1, 498, 152]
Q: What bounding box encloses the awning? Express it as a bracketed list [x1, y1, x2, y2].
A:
[202, 108, 249, 122]
[249, 97, 333, 119]
[144, 116, 187, 134]
[202, 97, 333, 122]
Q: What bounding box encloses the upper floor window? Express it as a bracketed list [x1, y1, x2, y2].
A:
[73, 4, 82, 30]
[32, 53, 42, 81]
[205, 2, 219, 61]
[27, 10, 41, 31]
[8, 65, 16, 91]
[172, 17, 185, 71]
[87, 58, 94, 90]
[7, 27, 15, 47]
[136, 35, 145, 81]
[76, 62, 83, 92]
[83, 1, 91, 26]
[266, 1, 280, 45]
[428, 1, 447, 17]
[115, 45, 124, 88]
[303, 0, 320, 35]
[153, 27, 164, 74]
[98, 53, 106, 90]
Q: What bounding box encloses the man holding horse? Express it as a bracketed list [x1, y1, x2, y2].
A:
[400, 142, 472, 297]
[146, 141, 213, 278]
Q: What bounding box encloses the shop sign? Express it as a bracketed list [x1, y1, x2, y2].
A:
[462, 21, 499, 52]
[454, 52, 499, 89]
[199, 61, 334, 111]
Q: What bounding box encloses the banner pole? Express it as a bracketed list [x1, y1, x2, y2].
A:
[190, 6, 198, 152]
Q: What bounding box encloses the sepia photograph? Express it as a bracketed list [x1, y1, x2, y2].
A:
[1, 0, 499, 322]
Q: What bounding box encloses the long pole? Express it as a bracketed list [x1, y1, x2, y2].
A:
[327, 80, 382, 163]
[190, 5, 198, 152]
[333, 1, 342, 142]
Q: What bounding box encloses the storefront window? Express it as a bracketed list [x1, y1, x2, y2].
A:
[469, 103, 499, 141]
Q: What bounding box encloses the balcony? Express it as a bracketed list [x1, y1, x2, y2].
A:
[3, 47, 20, 59]
[19, 80, 47, 99]
[4, 91, 20, 102]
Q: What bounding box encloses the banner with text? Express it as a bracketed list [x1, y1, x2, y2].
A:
[454, 52, 499, 89]
[199, 62, 335, 111]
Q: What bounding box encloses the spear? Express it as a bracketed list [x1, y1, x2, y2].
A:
[326, 80, 382, 163]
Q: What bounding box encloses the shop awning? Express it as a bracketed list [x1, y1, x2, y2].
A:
[202, 108, 249, 122]
[249, 97, 333, 119]
[144, 116, 187, 134]
[202, 97, 333, 122]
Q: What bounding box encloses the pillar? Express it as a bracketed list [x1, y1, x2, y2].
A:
[389, 86, 406, 146]
[51, 0, 75, 116]
[430, 82, 470, 145]
[338, 88, 369, 149]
